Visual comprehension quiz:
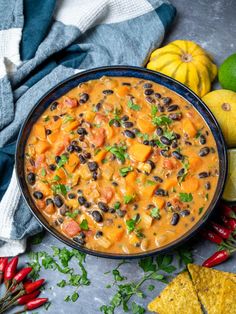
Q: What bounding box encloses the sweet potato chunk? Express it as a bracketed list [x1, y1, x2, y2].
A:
[129, 143, 152, 162]
[35, 141, 50, 154]
[33, 124, 46, 140]
[182, 118, 197, 138]
[137, 118, 156, 133]
[94, 150, 107, 163]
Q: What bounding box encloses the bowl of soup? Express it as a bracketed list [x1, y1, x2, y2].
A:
[16, 66, 227, 258]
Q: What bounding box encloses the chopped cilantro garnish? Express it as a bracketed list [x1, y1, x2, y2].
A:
[53, 175, 61, 182]
[124, 194, 135, 204]
[119, 166, 133, 177]
[57, 154, 68, 168]
[146, 180, 156, 186]
[114, 202, 121, 210]
[41, 168, 46, 177]
[62, 114, 74, 124]
[106, 144, 127, 163]
[152, 115, 172, 126]
[80, 219, 89, 231]
[205, 193, 209, 201]
[150, 207, 161, 219]
[179, 192, 193, 202]
[151, 105, 158, 117]
[126, 214, 140, 233]
[51, 184, 69, 196]
[66, 210, 79, 219]
[127, 99, 141, 111]
[43, 115, 50, 122]
[198, 207, 204, 215]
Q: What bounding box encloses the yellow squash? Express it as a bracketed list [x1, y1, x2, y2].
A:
[147, 40, 217, 97]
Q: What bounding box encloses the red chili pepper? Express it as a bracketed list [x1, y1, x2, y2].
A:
[202, 250, 230, 267]
[24, 298, 48, 310]
[222, 204, 236, 219]
[17, 290, 40, 305]
[210, 221, 231, 239]
[221, 215, 236, 231]
[0, 257, 8, 283]
[24, 279, 45, 294]
[4, 256, 18, 284]
[13, 267, 32, 283]
[200, 229, 223, 244]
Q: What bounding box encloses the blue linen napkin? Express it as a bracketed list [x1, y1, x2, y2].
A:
[0, 0, 176, 256]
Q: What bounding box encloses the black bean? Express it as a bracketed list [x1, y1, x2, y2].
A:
[92, 172, 98, 181]
[98, 202, 109, 213]
[169, 113, 182, 121]
[46, 129, 52, 135]
[155, 189, 168, 196]
[143, 83, 153, 89]
[102, 89, 114, 95]
[171, 213, 180, 225]
[74, 145, 82, 153]
[160, 149, 170, 157]
[205, 182, 211, 190]
[199, 147, 210, 157]
[78, 196, 86, 205]
[121, 115, 129, 121]
[133, 204, 138, 210]
[210, 147, 216, 153]
[77, 127, 87, 135]
[145, 96, 155, 103]
[60, 207, 68, 216]
[49, 164, 56, 171]
[95, 231, 103, 238]
[123, 121, 134, 128]
[172, 151, 184, 160]
[50, 102, 58, 111]
[88, 161, 98, 172]
[67, 145, 75, 153]
[79, 135, 84, 141]
[177, 168, 185, 177]
[180, 210, 190, 217]
[57, 217, 64, 224]
[161, 97, 171, 105]
[79, 93, 89, 104]
[185, 141, 192, 146]
[113, 120, 121, 127]
[71, 140, 78, 145]
[147, 160, 155, 170]
[54, 195, 64, 207]
[174, 133, 181, 139]
[92, 211, 103, 223]
[166, 201, 172, 207]
[95, 102, 102, 111]
[198, 172, 209, 178]
[112, 181, 118, 186]
[84, 201, 91, 208]
[53, 115, 59, 121]
[167, 104, 179, 112]
[149, 140, 156, 147]
[172, 140, 178, 148]
[153, 176, 163, 183]
[27, 172, 36, 185]
[77, 189, 82, 194]
[199, 135, 206, 145]
[122, 82, 131, 86]
[143, 140, 150, 146]
[46, 198, 54, 206]
[33, 191, 43, 200]
[124, 130, 135, 138]
[55, 156, 61, 164]
[156, 127, 163, 136]
[144, 89, 154, 96]
[158, 105, 165, 112]
[84, 152, 91, 159]
[154, 92, 161, 98]
[79, 154, 86, 164]
[73, 235, 86, 245]
[160, 136, 171, 146]
[79, 113, 84, 117]
[117, 209, 127, 217]
[68, 193, 76, 199]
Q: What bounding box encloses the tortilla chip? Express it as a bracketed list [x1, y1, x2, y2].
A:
[220, 278, 236, 314]
[148, 271, 203, 314]
[187, 264, 236, 314]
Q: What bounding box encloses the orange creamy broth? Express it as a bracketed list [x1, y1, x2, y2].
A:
[24, 76, 219, 254]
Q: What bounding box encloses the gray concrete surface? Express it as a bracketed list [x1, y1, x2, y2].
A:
[9, 1, 236, 313]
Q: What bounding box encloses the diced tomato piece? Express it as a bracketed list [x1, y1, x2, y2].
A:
[95, 113, 108, 124]
[63, 96, 78, 108]
[35, 154, 45, 168]
[63, 220, 81, 237]
[101, 187, 114, 203]
[163, 158, 174, 170]
[91, 128, 106, 147]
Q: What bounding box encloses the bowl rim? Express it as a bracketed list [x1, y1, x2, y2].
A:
[15, 65, 228, 259]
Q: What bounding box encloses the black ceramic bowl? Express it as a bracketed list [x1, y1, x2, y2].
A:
[16, 66, 228, 259]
